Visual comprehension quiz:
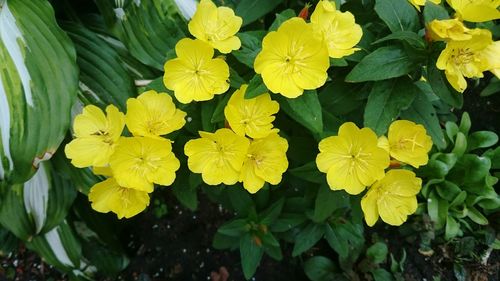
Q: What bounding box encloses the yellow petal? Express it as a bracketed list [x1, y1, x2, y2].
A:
[361, 189, 379, 227]
[65, 137, 114, 168]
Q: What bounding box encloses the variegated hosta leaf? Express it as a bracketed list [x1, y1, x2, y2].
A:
[64, 23, 137, 111]
[0, 0, 79, 183]
[95, 0, 187, 70]
[27, 220, 93, 279]
[0, 162, 77, 240]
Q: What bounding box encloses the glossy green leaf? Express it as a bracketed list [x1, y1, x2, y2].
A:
[245, 74, 268, 99]
[279, 90, 324, 135]
[292, 223, 325, 257]
[313, 185, 349, 222]
[240, 233, 264, 279]
[235, 0, 285, 26]
[346, 46, 418, 82]
[233, 31, 265, 68]
[364, 78, 418, 135]
[427, 59, 463, 108]
[467, 131, 499, 151]
[304, 256, 337, 281]
[374, 0, 420, 32]
[372, 31, 426, 49]
[367, 242, 388, 264]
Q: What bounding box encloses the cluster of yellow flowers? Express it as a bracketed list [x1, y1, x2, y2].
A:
[420, 1, 500, 93]
[65, 91, 186, 218]
[185, 84, 288, 194]
[164, 0, 362, 101]
[316, 121, 433, 226]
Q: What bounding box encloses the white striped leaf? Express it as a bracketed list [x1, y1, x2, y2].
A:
[0, 0, 79, 183]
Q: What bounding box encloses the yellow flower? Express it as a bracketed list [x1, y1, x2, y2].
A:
[316, 122, 390, 195]
[163, 38, 230, 104]
[184, 128, 250, 185]
[310, 0, 362, 58]
[89, 178, 150, 219]
[65, 105, 125, 168]
[188, 0, 242, 54]
[110, 137, 180, 192]
[387, 120, 433, 168]
[224, 85, 280, 139]
[427, 19, 472, 41]
[447, 0, 500, 22]
[239, 133, 288, 193]
[126, 90, 186, 138]
[361, 169, 422, 226]
[254, 17, 329, 98]
[407, 0, 441, 11]
[436, 29, 500, 92]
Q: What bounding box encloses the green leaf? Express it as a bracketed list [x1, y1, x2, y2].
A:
[270, 213, 307, 232]
[0, 0, 79, 183]
[346, 46, 418, 82]
[452, 132, 467, 157]
[400, 93, 446, 150]
[64, 23, 136, 111]
[480, 77, 500, 97]
[269, 9, 295, 31]
[233, 31, 265, 68]
[423, 2, 450, 24]
[445, 216, 460, 240]
[427, 191, 448, 229]
[364, 78, 418, 135]
[227, 186, 254, 216]
[95, 0, 186, 70]
[303, 256, 337, 281]
[458, 112, 471, 136]
[372, 268, 394, 281]
[467, 207, 489, 225]
[372, 31, 426, 49]
[313, 185, 349, 222]
[289, 162, 325, 184]
[367, 242, 389, 264]
[259, 198, 285, 225]
[0, 162, 77, 240]
[245, 74, 268, 99]
[240, 233, 264, 279]
[374, 0, 420, 32]
[213, 232, 240, 250]
[211, 94, 232, 124]
[427, 59, 463, 108]
[324, 222, 364, 259]
[279, 90, 324, 135]
[318, 76, 366, 116]
[218, 219, 249, 237]
[467, 131, 499, 151]
[235, 0, 285, 26]
[292, 223, 325, 257]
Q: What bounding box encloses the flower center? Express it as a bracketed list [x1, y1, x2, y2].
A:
[451, 47, 474, 65]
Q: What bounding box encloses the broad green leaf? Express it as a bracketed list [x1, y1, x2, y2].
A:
[217, 219, 249, 237]
[0, 0, 79, 183]
[0, 162, 77, 240]
[367, 242, 389, 264]
[318, 76, 367, 116]
[458, 112, 471, 136]
[400, 93, 446, 149]
[364, 78, 418, 135]
[270, 213, 307, 232]
[289, 162, 325, 184]
[423, 2, 450, 24]
[480, 77, 500, 97]
[427, 58, 463, 108]
[467, 131, 499, 151]
[233, 31, 265, 68]
[259, 198, 284, 225]
[467, 206, 488, 225]
[245, 74, 268, 99]
[64, 23, 136, 111]
[279, 90, 324, 135]
[324, 222, 364, 259]
[303, 256, 337, 281]
[372, 31, 426, 49]
[269, 9, 295, 31]
[240, 233, 264, 279]
[235, 0, 285, 26]
[427, 190, 448, 229]
[292, 223, 325, 257]
[374, 0, 420, 32]
[95, 0, 186, 70]
[346, 46, 418, 82]
[445, 215, 460, 240]
[313, 185, 349, 222]
[212, 232, 240, 250]
[372, 269, 394, 281]
[452, 132, 467, 157]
